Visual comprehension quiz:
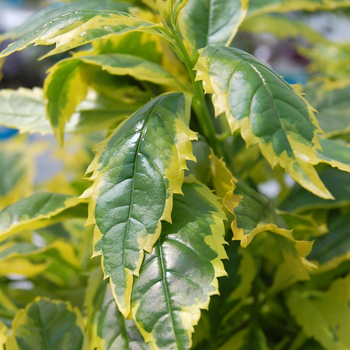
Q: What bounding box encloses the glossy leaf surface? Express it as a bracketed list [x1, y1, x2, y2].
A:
[83, 92, 196, 316]
[131, 182, 227, 350]
[0, 193, 87, 241]
[195, 46, 332, 199]
[178, 0, 248, 55]
[6, 298, 85, 350]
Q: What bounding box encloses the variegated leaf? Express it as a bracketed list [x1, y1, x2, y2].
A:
[82, 92, 196, 317]
[195, 46, 332, 199]
[6, 298, 85, 350]
[178, 0, 248, 56]
[131, 182, 227, 350]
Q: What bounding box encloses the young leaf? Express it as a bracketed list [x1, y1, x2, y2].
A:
[0, 11, 167, 59]
[131, 182, 227, 350]
[82, 92, 196, 317]
[287, 289, 350, 350]
[195, 46, 333, 199]
[6, 298, 85, 350]
[217, 327, 270, 350]
[85, 269, 150, 350]
[0, 193, 87, 241]
[178, 0, 248, 56]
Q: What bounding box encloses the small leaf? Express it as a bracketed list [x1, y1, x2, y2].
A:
[195, 46, 332, 199]
[85, 269, 150, 350]
[43, 59, 89, 145]
[0, 193, 87, 241]
[0, 11, 166, 59]
[287, 289, 350, 350]
[0, 320, 7, 350]
[217, 327, 270, 350]
[178, 0, 248, 56]
[131, 182, 227, 350]
[82, 92, 196, 316]
[6, 298, 85, 350]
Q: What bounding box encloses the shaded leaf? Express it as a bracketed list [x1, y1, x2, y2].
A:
[82, 92, 196, 316]
[195, 46, 332, 199]
[131, 182, 227, 350]
[178, 0, 248, 55]
[0, 193, 87, 241]
[6, 298, 85, 350]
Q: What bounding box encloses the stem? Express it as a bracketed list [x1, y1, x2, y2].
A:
[171, 31, 222, 157]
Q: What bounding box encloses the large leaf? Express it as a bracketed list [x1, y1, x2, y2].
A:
[0, 11, 166, 59]
[217, 327, 270, 350]
[288, 289, 350, 350]
[6, 298, 85, 350]
[131, 182, 227, 350]
[0, 0, 131, 41]
[178, 0, 248, 56]
[82, 92, 196, 316]
[85, 269, 150, 350]
[247, 0, 350, 19]
[305, 79, 350, 137]
[0, 193, 87, 241]
[195, 46, 332, 199]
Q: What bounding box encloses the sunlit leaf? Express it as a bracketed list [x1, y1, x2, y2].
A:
[6, 298, 85, 350]
[0, 320, 6, 350]
[178, 0, 248, 55]
[131, 182, 227, 350]
[0, 193, 87, 241]
[195, 46, 332, 199]
[82, 92, 196, 316]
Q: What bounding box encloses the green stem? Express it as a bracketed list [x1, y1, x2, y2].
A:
[171, 31, 222, 157]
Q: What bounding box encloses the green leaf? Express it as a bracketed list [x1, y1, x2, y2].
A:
[0, 0, 131, 41]
[217, 327, 270, 350]
[178, 0, 248, 56]
[280, 169, 350, 212]
[6, 298, 85, 350]
[247, 0, 350, 19]
[77, 54, 184, 90]
[0, 11, 166, 59]
[304, 79, 350, 137]
[195, 46, 332, 199]
[0, 320, 7, 350]
[85, 269, 150, 350]
[287, 289, 350, 350]
[82, 92, 196, 317]
[131, 182, 227, 350]
[0, 193, 87, 241]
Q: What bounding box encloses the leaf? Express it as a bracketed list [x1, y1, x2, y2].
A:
[287, 289, 350, 350]
[0, 320, 6, 350]
[217, 327, 270, 350]
[82, 92, 196, 317]
[304, 79, 350, 137]
[0, 193, 87, 241]
[280, 168, 350, 212]
[0, 11, 166, 59]
[328, 274, 350, 303]
[308, 212, 350, 273]
[195, 46, 332, 199]
[0, 88, 140, 136]
[43, 59, 89, 145]
[6, 298, 85, 350]
[131, 182, 227, 350]
[85, 269, 150, 350]
[78, 54, 184, 90]
[178, 0, 248, 56]
[0, 0, 131, 41]
[247, 0, 350, 19]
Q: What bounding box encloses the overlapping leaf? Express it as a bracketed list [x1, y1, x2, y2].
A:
[0, 11, 166, 59]
[6, 298, 85, 350]
[178, 0, 248, 56]
[82, 92, 196, 317]
[131, 182, 227, 350]
[0, 193, 87, 241]
[195, 46, 332, 199]
[85, 269, 150, 350]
